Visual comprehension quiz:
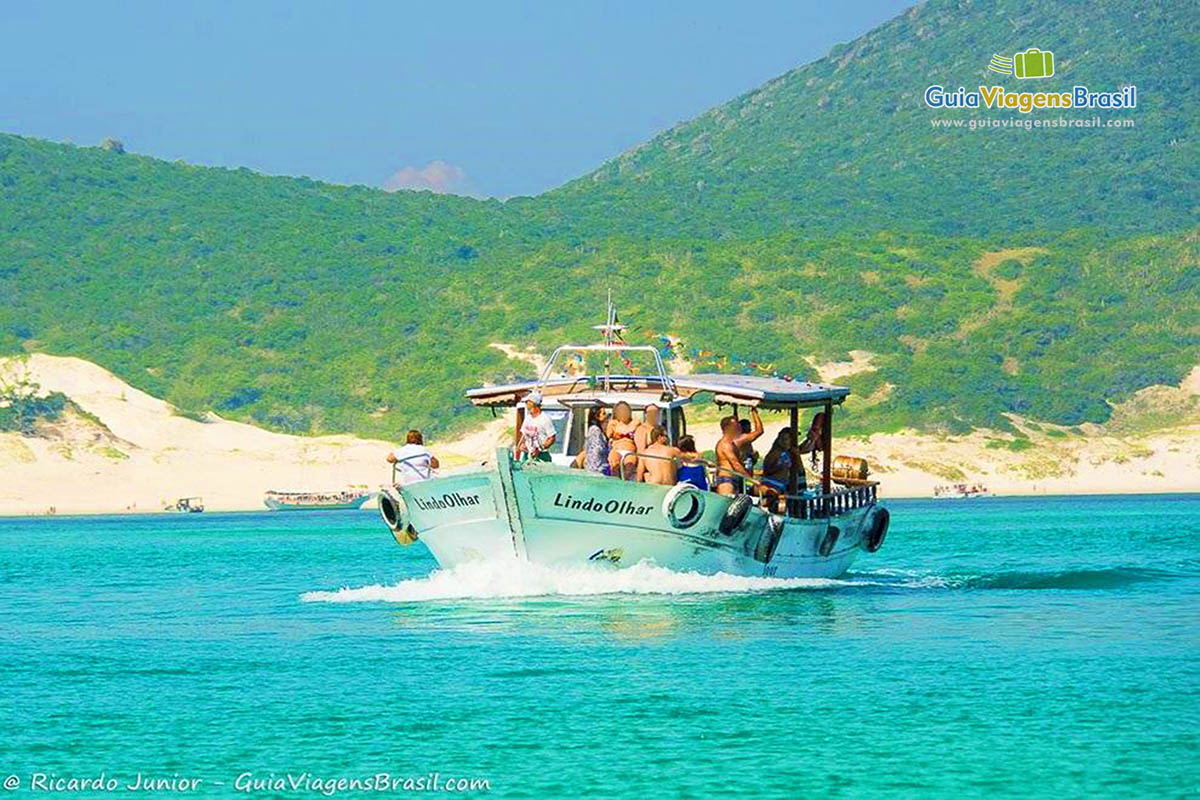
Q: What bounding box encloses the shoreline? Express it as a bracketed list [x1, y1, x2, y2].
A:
[3, 354, 1198, 517]
[4, 489, 1198, 521]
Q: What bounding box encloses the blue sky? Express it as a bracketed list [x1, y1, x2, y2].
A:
[2, 1, 912, 197]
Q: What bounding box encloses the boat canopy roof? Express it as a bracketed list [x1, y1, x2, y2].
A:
[468, 299, 848, 411]
[465, 373, 848, 410]
[674, 374, 850, 409]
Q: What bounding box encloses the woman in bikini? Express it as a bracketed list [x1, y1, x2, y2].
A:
[761, 428, 804, 511]
[606, 401, 639, 480]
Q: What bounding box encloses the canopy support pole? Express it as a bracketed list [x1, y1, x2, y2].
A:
[787, 406, 800, 517]
[822, 401, 833, 495]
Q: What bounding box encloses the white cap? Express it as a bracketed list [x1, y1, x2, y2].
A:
[526, 391, 543, 406]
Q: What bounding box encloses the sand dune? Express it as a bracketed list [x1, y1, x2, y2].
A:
[1, 355, 1197, 516]
[0, 355, 499, 516]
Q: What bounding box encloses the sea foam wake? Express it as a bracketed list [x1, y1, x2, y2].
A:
[300, 560, 847, 603]
[300, 561, 1180, 604]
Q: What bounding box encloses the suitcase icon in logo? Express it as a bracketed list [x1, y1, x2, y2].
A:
[1013, 48, 1054, 79]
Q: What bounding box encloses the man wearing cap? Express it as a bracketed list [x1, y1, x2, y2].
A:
[515, 392, 557, 462]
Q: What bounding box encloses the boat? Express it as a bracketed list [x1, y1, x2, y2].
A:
[166, 496, 204, 513]
[932, 483, 990, 500]
[264, 487, 372, 511]
[377, 303, 889, 578]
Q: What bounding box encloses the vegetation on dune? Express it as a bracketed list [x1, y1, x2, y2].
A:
[1, 0, 1197, 442]
[0, 374, 67, 435]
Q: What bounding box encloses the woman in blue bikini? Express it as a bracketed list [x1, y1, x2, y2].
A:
[761, 428, 804, 510]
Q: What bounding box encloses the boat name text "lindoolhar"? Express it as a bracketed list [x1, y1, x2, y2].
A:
[412, 492, 481, 511]
[553, 493, 653, 515]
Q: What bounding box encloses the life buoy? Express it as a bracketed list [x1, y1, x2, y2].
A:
[754, 514, 784, 563]
[863, 507, 889, 553]
[719, 494, 753, 535]
[818, 525, 840, 557]
[378, 489, 416, 545]
[662, 483, 706, 529]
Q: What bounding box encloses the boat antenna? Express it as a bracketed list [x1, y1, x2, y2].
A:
[604, 290, 613, 392]
[589, 290, 627, 393]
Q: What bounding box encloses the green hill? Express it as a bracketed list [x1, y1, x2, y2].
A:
[1, 0, 1197, 442]
[548, 0, 1198, 237]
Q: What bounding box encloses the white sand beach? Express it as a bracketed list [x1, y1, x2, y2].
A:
[1, 354, 1197, 516]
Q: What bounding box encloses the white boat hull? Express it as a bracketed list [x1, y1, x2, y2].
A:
[381, 449, 882, 579]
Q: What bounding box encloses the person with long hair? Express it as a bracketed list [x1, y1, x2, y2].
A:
[675, 435, 708, 490]
[761, 427, 803, 510]
[573, 405, 611, 474]
[606, 401, 639, 480]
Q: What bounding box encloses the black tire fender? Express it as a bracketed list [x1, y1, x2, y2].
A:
[864, 507, 890, 553]
[719, 494, 753, 535]
[378, 489, 416, 545]
[754, 514, 785, 563]
[818, 525, 840, 558]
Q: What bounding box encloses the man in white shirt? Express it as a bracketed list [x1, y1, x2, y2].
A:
[515, 392, 556, 462]
[387, 430, 439, 485]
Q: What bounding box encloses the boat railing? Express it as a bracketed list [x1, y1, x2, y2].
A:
[612, 451, 877, 519]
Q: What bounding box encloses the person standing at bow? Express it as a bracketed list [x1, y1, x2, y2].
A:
[515, 392, 557, 462]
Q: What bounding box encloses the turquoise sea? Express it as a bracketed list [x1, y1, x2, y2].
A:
[1, 494, 1197, 798]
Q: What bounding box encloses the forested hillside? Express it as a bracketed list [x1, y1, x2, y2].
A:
[2, 0, 1197, 440]
[548, 0, 1197, 237]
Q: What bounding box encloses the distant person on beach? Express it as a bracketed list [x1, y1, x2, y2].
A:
[387, 429, 439, 485]
[606, 401, 639, 479]
[675, 435, 708, 491]
[637, 426, 682, 485]
[573, 406, 611, 474]
[714, 408, 762, 495]
[515, 392, 556, 462]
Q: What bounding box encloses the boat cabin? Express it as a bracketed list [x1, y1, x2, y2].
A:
[466, 340, 853, 497]
[467, 375, 695, 466]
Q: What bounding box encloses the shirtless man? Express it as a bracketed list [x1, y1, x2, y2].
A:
[634, 403, 661, 452]
[636, 426, 683, 485]
[713, 408, 763, 495]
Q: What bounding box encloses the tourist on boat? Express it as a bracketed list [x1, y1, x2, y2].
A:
[799, 411, 827, 469]
[387, 429, 439, 485]
[606, 401, 639, 480]
[713, 408, 763, 495]
[737, 418, 760, 475]
[637, 426, 684, 485]
[515, 392, 557, 462]
[675, 435, 708, 491]
[573, 406, 611, 474]
[761, 428, 805, 510]
[634, 403, 661, 451]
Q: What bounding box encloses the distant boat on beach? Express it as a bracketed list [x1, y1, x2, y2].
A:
[166, 496, 204, 513]
[264, 487, 373, 511]
[932, 483, 990, 500]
